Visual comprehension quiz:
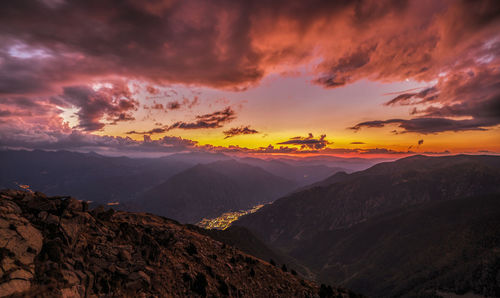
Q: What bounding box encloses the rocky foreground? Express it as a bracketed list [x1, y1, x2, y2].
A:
[0, 190, 351, 297]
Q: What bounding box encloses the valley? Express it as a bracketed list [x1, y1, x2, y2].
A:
[197, 204, 265, 230]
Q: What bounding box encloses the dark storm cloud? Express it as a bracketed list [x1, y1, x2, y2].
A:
[0, 0, 265, 93]
[277, 133, 331, 149]
[0, 130, 199, 156]
[384, 87, 438, 106]
[1, 0, 498, 94]
[223, 126, 259, 139]
[127, 107, 236, 135]
[169, 107, 236, 130]
[126, 127, 168, 135]
[0, 109, 32, 117]
[351, 118, 493, 134]
[144, 97, 198, 112]
[0, 96, 61, 117]
[0, 0, 499, 151]
[352, 67, 500, 133]
[61, 84, 138, 131]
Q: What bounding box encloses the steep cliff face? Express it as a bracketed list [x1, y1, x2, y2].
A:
[0, 190, 348, 297]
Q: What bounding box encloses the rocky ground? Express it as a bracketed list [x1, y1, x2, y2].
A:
[0, 190, 353, 297]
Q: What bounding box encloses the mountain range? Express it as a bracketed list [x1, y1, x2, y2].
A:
[235, 154, 500, 297]
[0, 150, 188, 204]
[0, 150, 356, 205]
[2, 150, 499, 297]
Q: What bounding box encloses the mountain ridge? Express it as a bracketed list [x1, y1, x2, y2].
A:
[234, 154, 500, 297]
[236, 154, 500, 249]
[0, 189, 356, 297]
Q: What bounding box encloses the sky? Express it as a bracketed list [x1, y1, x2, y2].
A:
[0, 0, 499, 158]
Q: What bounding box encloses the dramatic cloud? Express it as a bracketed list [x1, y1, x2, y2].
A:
[0, 0, 499, 153]
[0, 0, 264, 93]
[204, 144, 430, 156]
[1, 0, 499, 94]
[352, 67, 500, 133]
[168, 107, 236, 130]
[0, 109, 31, 117]
[277, 133, 331, 149]
[0, 113, 460, 157]
[126, 128, 169, 135]
[384, 87, 438, 106]
[350, 141, 365, 145]
[60, 83, 138, 131]
[0, 127, 417, 157]
[144, 96, 199, 112]
[351, 118, 494, 134]
[311, 1, 500, 89]
[0, 129, 199, 157]
[0, 96, 63, 119]
[223, 126, 259, 139]
[127, 107, 236, 135]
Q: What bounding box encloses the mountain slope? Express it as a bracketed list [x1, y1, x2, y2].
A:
[192, 225, 317, 280]
[234, 154, 500, 297]
[292, 194, 500, 297]
[237, 155, 500, 249]
[0, 190, 344, 297]
[138, 160, 297, 223]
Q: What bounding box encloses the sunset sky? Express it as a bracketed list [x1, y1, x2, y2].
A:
[1, 0, 499, 157]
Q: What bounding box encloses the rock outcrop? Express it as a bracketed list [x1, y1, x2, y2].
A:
[0, 190, 349, 297]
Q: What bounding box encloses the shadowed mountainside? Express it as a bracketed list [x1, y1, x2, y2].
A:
[237, 155, 500, 249]
[137, 160, 297, 223]
[235, 154, 500, 297]
[293, 194, 500, 297]
[192, 225, 317, 281]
